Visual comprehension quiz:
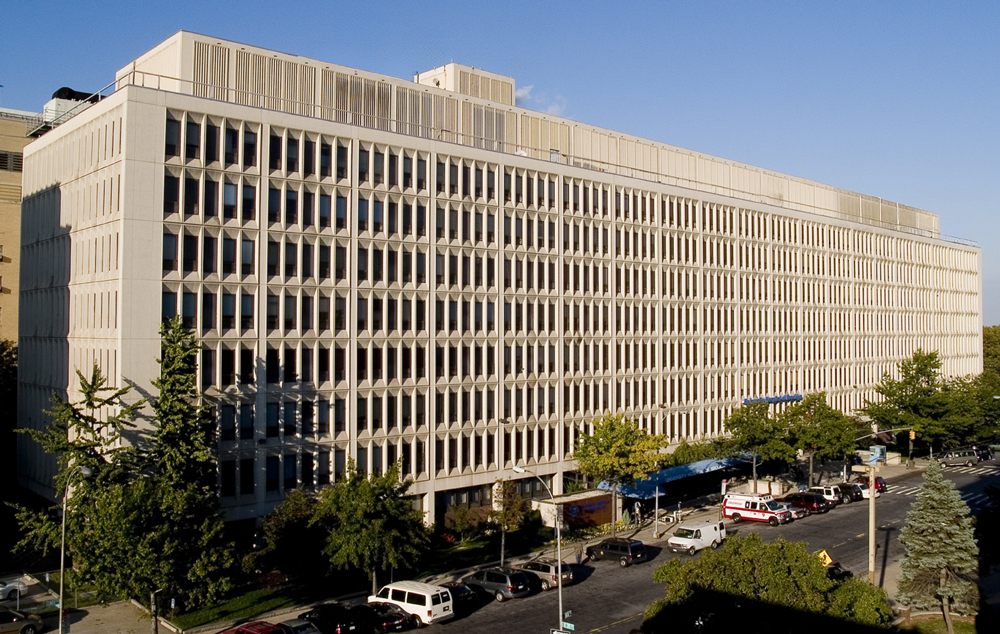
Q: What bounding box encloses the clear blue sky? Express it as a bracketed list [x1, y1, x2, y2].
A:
[3, 1, 998, 323]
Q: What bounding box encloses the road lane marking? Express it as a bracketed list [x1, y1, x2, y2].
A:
[587, 612, 643, 633]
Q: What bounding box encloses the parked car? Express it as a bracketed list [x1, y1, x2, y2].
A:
[851, 474, 888, 493]
[858, 483, 880, 499]
[220, 622, 287, 634]
[938, 449, 979, 467]
[0, 581, 27, 603]
[0, 609, 42, 634]
[585, 538, 649, 566]
[462, 567, 530, 602]
[781, 492, 831, 515]
[834, 482, 865, 504]
[780, 503, 809, 520]
[278, 619, 321, 634]
[511, 558, 574, 591]
[826, 562, 853, 582]
[974, 446, 995, 462]
[356, 602, 418, 632]
[439, 581, 478, 614]
[300, 603, 380, 634]
[722, 492, 793, 526]
[808, 486, 843, 508]
[667, 521, 727, 555]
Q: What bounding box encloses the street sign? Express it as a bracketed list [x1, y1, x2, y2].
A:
[564, 610, 572, 618]
[851, 465, 869, 473]
[562, 623, 576, 631]
[817, 549, 833, 566]
[550, 630, 570, 634]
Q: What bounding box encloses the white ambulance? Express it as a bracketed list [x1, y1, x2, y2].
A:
[722, 492, 793, 526]
[667, 520, 727, 555]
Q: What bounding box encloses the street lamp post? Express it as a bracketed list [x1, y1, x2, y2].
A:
[60, 465, 93, 634]
[513, 465, 564, 632]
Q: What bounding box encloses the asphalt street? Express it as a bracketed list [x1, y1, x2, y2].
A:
[424, 459, 1000, 634]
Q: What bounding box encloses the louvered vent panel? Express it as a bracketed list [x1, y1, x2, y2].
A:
[299, 65, 315, 116]
[505, 111, 516, 153]
[461, 102, 473, 145]
[395, 87, 409, 134]
[266, 58, 282, 110]
[469, 74, 480, 99]
[282, 61, 298, 114]
[445, 97, 458, 142]
[335, 73, 350, 123]
[434, 95, 445, 139]
[321, 69, 337, 120]
[484, 106, 495, 151]
[539, 120, 549, 156]
[460, 71, 470, 97]
[473, 105, 485, 149]
[501, 81, 513, 105]
[376, 82, 391, 130]
[420, 93, 433, 139]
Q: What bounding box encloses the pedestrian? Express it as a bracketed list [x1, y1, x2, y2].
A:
[634, 501, 642, 525]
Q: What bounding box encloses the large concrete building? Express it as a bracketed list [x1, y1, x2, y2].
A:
[1, 107, 37, 341]
[18, 32, 982, 524]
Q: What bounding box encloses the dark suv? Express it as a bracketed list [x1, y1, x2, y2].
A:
[974, 446, 995, 462]
[781, 492, 830, 515]
[462, 567, 530, 602]
[834, 483, 865, 504]
[585, 538, 649, 567]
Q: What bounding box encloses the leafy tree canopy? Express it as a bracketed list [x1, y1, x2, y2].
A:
[574, 412, 665, 489]
[983, 325, 1000, 376]
[312, 461, 429, 594]
[644, 533, 892, 632]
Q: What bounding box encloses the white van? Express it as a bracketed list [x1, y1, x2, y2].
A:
[369, 580, 455, 625]
[667, 520, 726, 555]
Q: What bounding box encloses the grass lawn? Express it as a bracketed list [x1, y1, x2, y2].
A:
[169, 587, 301, 631]
[903, 618, 977, 634]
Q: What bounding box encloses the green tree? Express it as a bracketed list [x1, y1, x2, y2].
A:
[784, 393, 860, 486]
[644, 533, 892, 631]
[447, 503, 480, 543]
[247, 489, 330, 580]
[490, 478, 526, 566]
[659, 438, 726, 468]
[721, 402, 795, 492]
[313, 462, 429, 595]
[983, 325, 1000, 375]
[864, 349, 951, 459]
[15, 319, 234, 633]
[897, 460, 978, 634]
[573, 412, 664, 536]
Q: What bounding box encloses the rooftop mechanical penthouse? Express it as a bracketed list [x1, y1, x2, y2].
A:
[18, 31, 982, 525]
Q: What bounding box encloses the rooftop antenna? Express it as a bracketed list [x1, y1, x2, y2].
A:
[0, 85, 4, 108]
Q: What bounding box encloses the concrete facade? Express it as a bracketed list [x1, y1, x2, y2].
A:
[0, 108, 36, 341]
[18, 31, 982, 523]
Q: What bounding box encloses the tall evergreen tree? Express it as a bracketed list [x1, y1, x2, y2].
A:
[897, 460, 978, 634]
[15, 319, 233, 634]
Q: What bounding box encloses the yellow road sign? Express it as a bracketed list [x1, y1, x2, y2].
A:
[817, 549, 833, 566]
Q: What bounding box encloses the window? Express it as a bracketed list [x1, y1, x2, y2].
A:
[320, 142, 332, 177]
[162, 233, 177, 271]
[243, 128, 257, 169]
[337, 145, 348, 179]
[358, 148, 369, 182]
[242, 182, 256, 222]
[336, 195, 347, 229]
[164, 175, 179, 214]
[241, 293, 254, 330]
[223, 182, 237, 219]
[241, 237, 254, 276]
[206, 124, 219, 163]
[165, 118, 180, 157]
[185, 120, 200, 160]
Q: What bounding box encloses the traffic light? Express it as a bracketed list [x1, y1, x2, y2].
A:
[909, 430, 916, 440]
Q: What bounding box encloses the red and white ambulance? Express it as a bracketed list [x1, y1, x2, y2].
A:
[722, 492, 793, 526]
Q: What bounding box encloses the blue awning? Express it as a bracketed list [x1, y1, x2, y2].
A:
[597, 457, 743, 500]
